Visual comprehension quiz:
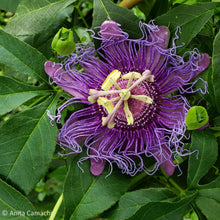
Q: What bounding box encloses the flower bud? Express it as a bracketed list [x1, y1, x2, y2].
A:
[51, 27, 75, 56]
[185, 106, 209, 130]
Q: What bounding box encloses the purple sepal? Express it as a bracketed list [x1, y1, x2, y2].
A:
[198, 121, 209, 130]
[44, 61, 87, 98]
[90, 158, 106, 176]
[161, 160, 175, 176]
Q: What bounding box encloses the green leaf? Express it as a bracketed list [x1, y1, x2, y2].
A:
[198, 176, 220, 190]
[155, 2, 219, 48]
[0, 0, 21, 12]
[0, 178, 40, 220]
[196, 189, 220, 220]
[0, 29, 48, 84]
[187, 130, 218, 189]
[0, 95, 58, 194]
[124, 192, 197, 220]
[4, 0, 76, 51]
[64, 159, 131, 220]
[212, 30, 220, 113]
[0, 76, 52, 115]
[146, 0, 168, 21]
[92, 0, 142, 39]
[107, 188, 175, 219]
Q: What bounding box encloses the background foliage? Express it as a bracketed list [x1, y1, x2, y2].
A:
[0, 0, 220, 219]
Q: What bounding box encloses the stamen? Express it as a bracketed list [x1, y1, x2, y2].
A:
[131, 95, 153, 104]
[110, 78, 122, 90]
[123, 100, 134, 125]
[91, 69, 154, 128]
[119, 89, 131, 101]
[102, 95, 125, 128]
[106, 96, 121, 104]
[97, 97, 114, 114]
[127, 70, 152, 92]
[142, 70, 154, 82]
[88, 96, 97, 103]
[101, 70, 121, 91]
[122, 72, 142, 79]
[88, 89, 122, 103]
[123, 72, 142, 89]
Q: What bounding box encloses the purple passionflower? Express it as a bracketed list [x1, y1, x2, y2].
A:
[45, 21, 210, 177]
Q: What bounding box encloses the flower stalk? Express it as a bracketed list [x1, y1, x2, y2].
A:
[119, 0, 144, 9]
[49, 193, 63, 220]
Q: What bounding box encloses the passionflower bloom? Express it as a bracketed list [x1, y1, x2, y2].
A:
[45, 21, 210, 177]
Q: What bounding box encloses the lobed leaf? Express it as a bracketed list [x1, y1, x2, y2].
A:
[0, 178, 40, 220]
[196, 189, 220, 220]
[107, 188, 175, 219]
[0, 76, 52, 115]
[212, 29, 220, 113]
[0, 95, 58, 194]
[64, 159, 130, 220]
[124, 192, 197, 220]
[4, 0, 76, 51]
[198, 176, 220, 190]
[187, 130, 218, 189]
[0, 29, 48, 83]
[146, 0, 168, 21]
[155, 2, 219, 48]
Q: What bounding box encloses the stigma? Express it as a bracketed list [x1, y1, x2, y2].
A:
[88, 69, 154, 128]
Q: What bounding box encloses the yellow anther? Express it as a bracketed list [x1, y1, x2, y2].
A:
[122, 72, 142, 79]
[88, 96, 97, 103]
[142, 70, 151, 76]
[89, 89, 97, 95]
[142, 70, 154, 82]
[147, 75, 154, 82]
[102, 117, 115, 128]
[119, 89, 131, 101]
[88, 89, 99, 103]
[101, 70, 121, 91]
[97, 97, 114, 114]
[131, 95, 153, 104]
[123, 100, 134, 125]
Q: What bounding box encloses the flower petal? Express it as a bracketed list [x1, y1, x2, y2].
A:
[150, 144, 175, 176]
[158, 52, 210, 95]
[146, 26, 170, 74]
[44, 61, 86, 98]
[154, 26, 170, 49]
[90, 158, 106, 176]
[100, 20, 126, 40]
[194, 53, 210, 77]
[161, 160, 175, 176]
[90, 144, 106, 176]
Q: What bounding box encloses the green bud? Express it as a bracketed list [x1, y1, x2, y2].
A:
[185, 106, 209, 130]
[51, 27, 75, 56]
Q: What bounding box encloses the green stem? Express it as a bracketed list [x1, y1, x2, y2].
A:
[28, 95, 49, 108]
[119, 0, 144, 9]
[75, 5, 89, 28]
[129, 166, 186, 197]
[49, 193, 63, 220]
[161, 170, 186, 196]
[168, 177, 186, 196]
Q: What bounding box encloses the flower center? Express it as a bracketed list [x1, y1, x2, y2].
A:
[88, 69, 155, 129]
